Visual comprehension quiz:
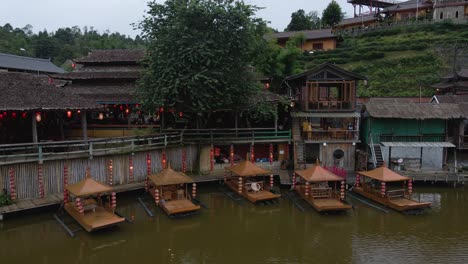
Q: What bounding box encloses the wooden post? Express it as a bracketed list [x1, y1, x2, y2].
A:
[32, 113, 38, 143]
[81, 110, 88, 140]
[388, 146, 392, 168]
[420, 147, 423, 170]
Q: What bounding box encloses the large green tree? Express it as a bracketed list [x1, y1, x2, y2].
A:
[322, 0, 344, 27]
[285, 10, 321, 31]
[137, 0, 268, 127]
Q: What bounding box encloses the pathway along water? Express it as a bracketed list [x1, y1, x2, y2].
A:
[0, 184, 467, 263]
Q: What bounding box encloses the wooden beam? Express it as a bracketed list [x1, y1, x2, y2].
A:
[32, 114, 38, 143]
[81, 110, 88, 140]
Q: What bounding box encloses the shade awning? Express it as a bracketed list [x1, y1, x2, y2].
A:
[291, 112, 360, 118]
[148, 167, 194, 186]
[358, 166, 409, 182]
[66, 177, 113, 197]
[226, 161, 271, 177]
[381, 142, 456, 148]
[295, 165, 343, 182]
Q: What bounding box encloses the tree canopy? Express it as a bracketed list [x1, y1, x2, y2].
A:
[0, 23, 145, 68]
[285, 10, 321, 31]
[322, 0, 344, 27]
[137, 0, 269, 126]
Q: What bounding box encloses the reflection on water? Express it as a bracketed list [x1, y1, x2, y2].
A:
[1, 184, 467, 264]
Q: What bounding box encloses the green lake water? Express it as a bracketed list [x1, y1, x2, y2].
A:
[1, 184, 467, 264]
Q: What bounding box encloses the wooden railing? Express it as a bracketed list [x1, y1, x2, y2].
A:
[167, 128, 291, 144]
[0, 128, 291, 165]
[459, 135, 468, 148]
[303, 129, 359, 142]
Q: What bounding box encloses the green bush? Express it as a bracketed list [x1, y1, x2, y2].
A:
[0, 193, 12, 206]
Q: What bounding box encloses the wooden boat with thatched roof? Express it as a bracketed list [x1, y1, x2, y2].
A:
[147, 166, 200, 216]
[354, 164, 431, 212]
[224, 161, 281, 203]
[293, 161, 351, 212]
[64, 175, 124, 232]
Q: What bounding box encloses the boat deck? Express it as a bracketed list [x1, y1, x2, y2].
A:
[64, 202, 124, 232]
[225, 180, 281, 203]
[306, 197, 352, 212]
[354, 187, 431, 212]
[161, 199, 201, 215]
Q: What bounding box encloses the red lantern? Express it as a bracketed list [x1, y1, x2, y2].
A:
[179, 112, 183, 117]
[22, 112, 27, 118]
[230, 144, 234, 166]
[35, 112, 42, 122]
[11, 112, 17, 118]
[161, 150, 167, 169]
[264, 82, 270, 90]
[250, 144, 255, 163]
[125, 108, 130, 114]
[159, 107, 164, 113]
[0, 114, 3, 120]
[210, 147, 214, 171]
[119, 105, 124, 110]
[48, 77, 54, 84]
[71, 63, 76, 68]
[67, 111, 72, 118]
[77, 110, 81, 114]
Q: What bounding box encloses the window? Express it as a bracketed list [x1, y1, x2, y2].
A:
[456, 11, 459, 18]
[333, 149, 345, 160]
[440, 12, 444, 19]
[312, 43, 324, 50]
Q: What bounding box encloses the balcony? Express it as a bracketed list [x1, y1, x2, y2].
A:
[303, 129, 359, 142]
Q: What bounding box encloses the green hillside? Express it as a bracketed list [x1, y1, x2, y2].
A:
[303, 21, 468, 97]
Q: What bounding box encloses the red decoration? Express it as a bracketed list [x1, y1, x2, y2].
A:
[250, 144, 255, 163]
[264, 82, 270, 90]
[71, 63, 76, 68]
[48, 77, 54, 84]
[161, 150, 167, 169]
[108, 159, 113, 186]
[182, 148, 187, 173]
[22, 112, 27, 118]
[0, 114, 3, 120]
[11, 112, 17, 118]
[129, 155, 134, 183]
[179, 111, 183, 117]
[64, 164, 69, 203]
[146, 153, 151, 176]
[38, 164, 44, 198]
[210, 147, 214, 171]
[119, 105, 124, 111]
[230, 144, 234, 166]
[77, 110, 81, 114]
[67, 111, 72, 118]
[159, 107, 164, 113]
[9, 167, 16, 200]
[214, 147, 221, 157]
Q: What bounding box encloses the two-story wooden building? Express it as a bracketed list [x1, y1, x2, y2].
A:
[284, 63, 367, 171]
[265, 29, 339, 52]
[361, 99, 463, 171]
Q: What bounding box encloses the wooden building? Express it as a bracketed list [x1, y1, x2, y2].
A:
[334, 15, 378, 31]
[383, 0, 434, 21]
[284, 63, 367, 172]
[265, 29, 338, 52]
[0, 72, 100, 144]
[362, 100, 463, 170]
[432, 68, 468, 95]
[51, 49, 147, 139]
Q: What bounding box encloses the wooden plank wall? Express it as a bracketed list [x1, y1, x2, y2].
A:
[0, 145, 197, 200]
[320, 143, 355, 171]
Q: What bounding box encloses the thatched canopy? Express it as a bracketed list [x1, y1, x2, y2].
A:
[66, 177, 113, 197]
[358, 166, 409, 182]
[0, 72, 101, 111]
[365, 102, 463, 119]
[295, 165, 343, 182]
[225, 161, 271, 177]
[148, 167, 193, 186]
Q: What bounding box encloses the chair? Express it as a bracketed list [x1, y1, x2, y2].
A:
[251, 182, 261, 192]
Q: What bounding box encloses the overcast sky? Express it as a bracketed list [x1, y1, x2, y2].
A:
[0, 0, 354, 37]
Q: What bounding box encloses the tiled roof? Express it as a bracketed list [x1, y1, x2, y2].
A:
[74, 49, 145, 64]
[0, 53, 65, 74]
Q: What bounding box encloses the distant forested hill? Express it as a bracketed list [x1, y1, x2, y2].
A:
[0, 23, 146, 70]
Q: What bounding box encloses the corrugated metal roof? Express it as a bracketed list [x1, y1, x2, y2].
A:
[0, 53, 64, 74]
[365, 102, 463, 119]
[291, 112, 360, 118]
[381, 142, 456, 148]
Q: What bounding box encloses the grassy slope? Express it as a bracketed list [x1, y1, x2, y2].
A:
[301, 21, 468, 97]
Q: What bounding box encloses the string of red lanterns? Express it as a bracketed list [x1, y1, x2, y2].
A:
[63, 164, 69, 203]
[9, 167, 16, 200]
[161, 150, 167, 169]
[210, 146, 214, 171]
[182, 148, 187, 173]
[38, 164, 44, 198]
[269, 144, 273, 165]
[230, 144, 234, 166]
[250, 144, 255, 163]
[129, 155, 134, 183]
